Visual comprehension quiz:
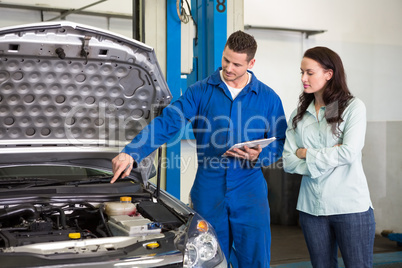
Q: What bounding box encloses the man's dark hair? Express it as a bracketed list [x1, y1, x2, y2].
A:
[225, 30, 257, 62]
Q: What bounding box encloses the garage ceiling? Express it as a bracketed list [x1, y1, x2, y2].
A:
[0, 0, 132, 16]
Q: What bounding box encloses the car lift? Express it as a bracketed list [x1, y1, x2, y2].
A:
[165, 0, 227, 199]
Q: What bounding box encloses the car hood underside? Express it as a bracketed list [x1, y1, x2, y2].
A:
[0, 21, 172, 159]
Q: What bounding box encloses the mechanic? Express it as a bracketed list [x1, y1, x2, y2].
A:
[110, 30, 287, 267]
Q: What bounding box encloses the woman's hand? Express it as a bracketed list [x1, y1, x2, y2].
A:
[296, 148, 307, 159]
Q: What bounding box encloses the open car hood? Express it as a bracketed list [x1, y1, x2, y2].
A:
[0, 21, 172, 164]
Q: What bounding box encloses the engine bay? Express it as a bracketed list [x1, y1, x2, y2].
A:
[0, 181, 184, 253]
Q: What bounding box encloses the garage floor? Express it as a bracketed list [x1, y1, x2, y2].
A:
[270, 224, 402, 267]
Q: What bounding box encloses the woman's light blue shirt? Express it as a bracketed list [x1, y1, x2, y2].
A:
[283, 98, 373, 216]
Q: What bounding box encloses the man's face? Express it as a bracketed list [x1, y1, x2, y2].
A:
[221, 46, 255, 83]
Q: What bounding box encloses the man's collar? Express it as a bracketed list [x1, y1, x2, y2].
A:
[208, 68, 258, 94]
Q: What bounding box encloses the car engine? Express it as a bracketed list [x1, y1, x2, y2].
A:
[0, 202, 112, 247]
[0, 197, 183, 252]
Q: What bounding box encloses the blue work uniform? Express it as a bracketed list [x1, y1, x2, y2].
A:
[122, 68, 287, 267]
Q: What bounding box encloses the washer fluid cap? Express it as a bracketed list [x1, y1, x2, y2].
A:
[120, 196, 132, 202]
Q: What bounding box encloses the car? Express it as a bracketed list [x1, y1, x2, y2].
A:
[0, 21, 227, 268]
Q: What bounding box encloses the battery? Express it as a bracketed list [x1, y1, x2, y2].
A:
[107, 214, 161, 237]
[136, 201, 182, 229]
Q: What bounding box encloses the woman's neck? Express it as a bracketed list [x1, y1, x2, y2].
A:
[314, 94, 325, 116]
[314, 92, 325, 107]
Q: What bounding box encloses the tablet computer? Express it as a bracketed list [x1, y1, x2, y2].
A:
[228, 137, 276, 151]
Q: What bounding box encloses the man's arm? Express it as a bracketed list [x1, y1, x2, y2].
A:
[110, 85, 201, 183]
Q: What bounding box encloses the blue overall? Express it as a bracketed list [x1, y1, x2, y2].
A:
[122, 68, 287, 267]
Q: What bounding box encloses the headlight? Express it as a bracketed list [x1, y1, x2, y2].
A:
[183, 214, 227, 268]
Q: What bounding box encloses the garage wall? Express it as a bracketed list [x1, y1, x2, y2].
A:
[244, 0, 402, 234]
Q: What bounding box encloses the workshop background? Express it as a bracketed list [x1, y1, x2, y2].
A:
[0, 0, 400, 240]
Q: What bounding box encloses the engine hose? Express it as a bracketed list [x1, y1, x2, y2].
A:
[36, 205, 67, 229]
[53, 207, 67, 229]
[99, 204, 113, 237]
[0, 204, 38, 221]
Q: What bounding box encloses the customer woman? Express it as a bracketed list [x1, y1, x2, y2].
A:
[283, 46, 375, 268]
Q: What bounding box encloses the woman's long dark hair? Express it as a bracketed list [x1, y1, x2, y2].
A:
[292, 46, 353, 136]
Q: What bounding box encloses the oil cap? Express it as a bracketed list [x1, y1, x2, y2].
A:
[69, 233, 81, 239]
[145, 242, 160, 249]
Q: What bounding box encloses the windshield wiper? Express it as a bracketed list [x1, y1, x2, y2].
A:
[0, 176, 116, 189]
[64, 176, 115, 185]
[0, 177, 64, 189]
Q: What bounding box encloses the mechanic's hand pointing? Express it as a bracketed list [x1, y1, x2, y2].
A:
[110, 153, 134, 183]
